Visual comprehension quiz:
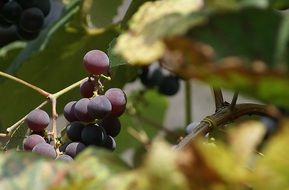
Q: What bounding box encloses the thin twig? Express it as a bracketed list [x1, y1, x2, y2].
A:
[0, 71, 50, 97]
[50, 97, 58, 147]
[185, 81, 192, 126]
[53, 77, 88, 98]
[212, 87, 224, 111]
[229, 91, 239, 111]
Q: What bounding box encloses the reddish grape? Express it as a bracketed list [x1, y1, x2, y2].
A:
[74, 98, 94, 122]
[105, 88, 127, 116]
[63, 101, 78, 122]
[83, 50, 110, 75]
[25, 109, 50, 132]
[80, 79, 95, 98]
[32, 142, 56, 158]
[87, 95, 112, 119]
[23, 134, 45, 151]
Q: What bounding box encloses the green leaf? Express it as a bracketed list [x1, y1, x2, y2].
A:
[108, 39, 127, 67]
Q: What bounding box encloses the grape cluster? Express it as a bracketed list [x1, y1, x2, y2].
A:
[139, 64, 180, 96]
[22, 49, 126, 161]
[0, 0, 51, 40]
[61, 50, 126, 158]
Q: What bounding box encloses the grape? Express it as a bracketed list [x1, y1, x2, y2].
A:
[19, 8, 44, 32]
[25, 109, 50, 132]
[65, 142, 86, 158]
[103, 136, 116, 151]
[83, 50, 110, 75]
[16, 27, 40, 40]
[66, 122, 85, 141]
[99, 116, 121, 137]
[81, 124, 107, 146]
[30, 129, 46, 137]
[32, 142, 56, 158]
[59, 140, 72, 153]
[105, 88, 127, 116]
[74, 98, 94, 122]
[87, 95, 112, 119]
[158, 76, 180, 96]
[185, 121, 200, 135]
[16, 0, 51, 16]
[56, 154, 73, 161]
[80, 79, 95, 98]
[23, 134, 45, 151]
[140, 67, 164, 87]
[63, 101, 78, 122]
[1, 1, 22, 23]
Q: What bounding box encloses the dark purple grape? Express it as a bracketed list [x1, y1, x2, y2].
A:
[104, 88, 127, 116]
[32, 142, 56, 158]
[140, 67, 164, 87]
[158, 76, 180, 96]
[63, 101, 78, 122]
[16, 26, 40, 40]
[1, 1, 22, 23]
[25, 109, 50, 132]
[56, 154, 73, 161]
[59, 140, 72, 153]
[81, 124, 107, 146]
[16, 0, 51, 16]
[66, 122, 85, 141]
[83, 50, 110, 75]
[23, 134, 46, 151]
[19, 8, 44, 32]
[74, 98, 94, 122]
[65, 142, 86, 158]
[99, 116, 121, 137]
[87, 95, 112, 119]
[103, 136, 116, 151]
[80, 79, 95, 98]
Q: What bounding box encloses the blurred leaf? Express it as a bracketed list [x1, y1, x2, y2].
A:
[108, 39, 127, 67]
[270, 0, 289, 9]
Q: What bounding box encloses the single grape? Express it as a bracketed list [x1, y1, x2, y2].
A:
[103, 136, 116, 151]
[87, 95, 112, 119]
[65, 142, 86, 158]
[81, 124, 107, 146]
[140, 67, 164, 87]
[25, 109, 50, 132]
[32, 142, 56, 158]
[16, 26, 40, 40]
[23, 134, 46, 151]
[74, 98, 94, 122]
[105, 88, 127, 116]
[158, 76, 180, 96]
[80, 79, 95, 98]
[1, 1, 22, 23]
[66, 122, 85, 141]
[99, 116, 121, 137]
[19, 8, 44, 32]
[83, 50, 110, 75]
[185, 121, 200, 135]
[16, 0, 51, 16]
[56, 154, 73, 161]
[63, 101, 78, 122]
[59, 140, 72, 153]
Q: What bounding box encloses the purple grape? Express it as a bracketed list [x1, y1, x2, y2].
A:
[81, 124, 107, 146]
[19, 8, 44, 32]
[25, 109, 50, 132]
[87, 95, 112, 119]
[32, 142, 56, 158]
[63, 101, 78, 122]
[23, 134, 46, 151]
[66, 122, 85, 141]
[83, 50, 110, 75]
[99, 116, 121, 137]
[103, 136, 116, 151]
[104, 88, 127, 116]
[1, 1, 22, 23]
[59, 140, 72, 153]
[56, 154, 73, 161]
[80, 79, 95, 98]
[158, 76, 180, 96]
[65, 142, 86, 158]
[74, 98, 94, 122]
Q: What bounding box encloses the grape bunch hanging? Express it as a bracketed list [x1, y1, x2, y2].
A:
[22, 50, 127, 161]
[0, 0, 51, 40]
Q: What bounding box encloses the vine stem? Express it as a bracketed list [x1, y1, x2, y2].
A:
[52, 77, 87, 98]
[185, 81, 192, 126]
[0, 71, 50, 97]
[230, 91, 239, 111]
[212, 87, 224, 111]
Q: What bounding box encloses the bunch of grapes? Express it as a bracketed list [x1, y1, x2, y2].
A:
[22, 49, 127, 161]
[139, 64, 180, 96]
[0, 0, 51, 40]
